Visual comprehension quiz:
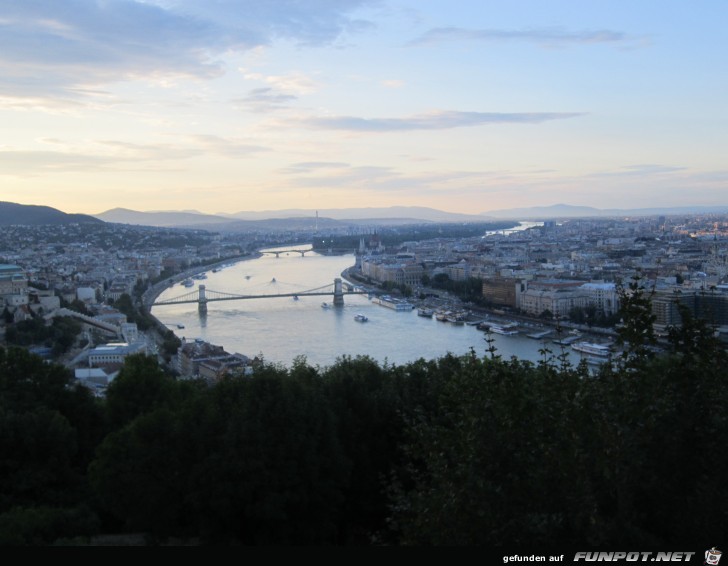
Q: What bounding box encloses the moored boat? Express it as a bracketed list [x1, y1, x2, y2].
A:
[571, 341, 612, 357]
[372, 295, 414, 311]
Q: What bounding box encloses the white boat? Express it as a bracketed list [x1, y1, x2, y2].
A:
[490, 327, 518, 336]
[354, 314, 369, 322]
[417, 308, 434, 318]
[372, 295, 414, 311]
[487, 322, 519, 335]
[182, 279, 194, 287]
[321, 302, 330, 309]
[571, 342, 612, 357]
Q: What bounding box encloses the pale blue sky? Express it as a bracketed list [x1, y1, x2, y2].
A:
[0, 0, 725, 214]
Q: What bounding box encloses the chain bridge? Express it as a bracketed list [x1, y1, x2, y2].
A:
[153, 278, 364, 313]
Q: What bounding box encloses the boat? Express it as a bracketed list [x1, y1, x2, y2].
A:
[182, 279, 194, 287]
[177, 324, 185, 329]
[435, 310, 449, 322]
[553, 335, 579, 345]
[371, 295, 415, 311]
[487, 322, 520, 335]
[193, 273, 207, 280]
[293, 295, 299, 301]
[490, 327, 519, 336]
[571, 342, 612, 357]
[417, 308, 434, 318]
[271, 277, 276, 283]
[527, 330, 553, 340]
[446, 311, 466, 325]
[245, 275, 251, 280]
[354, 314, 369, 322]
[321, 302, 330, 309]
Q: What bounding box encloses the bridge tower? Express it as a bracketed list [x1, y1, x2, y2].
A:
[198, 284, 208, 314]
[333, 278, 344, 307]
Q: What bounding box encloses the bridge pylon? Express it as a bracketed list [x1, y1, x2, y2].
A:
[333, 278, 344, 307]
[198, 284, 208, 314]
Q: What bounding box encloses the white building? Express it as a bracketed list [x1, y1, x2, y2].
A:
[88, 342, 146, 366]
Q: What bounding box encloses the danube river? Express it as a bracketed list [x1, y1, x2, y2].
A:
[152, 245, 568, 368]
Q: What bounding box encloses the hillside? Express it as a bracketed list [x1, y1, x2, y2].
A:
[0, 202, 102, 226]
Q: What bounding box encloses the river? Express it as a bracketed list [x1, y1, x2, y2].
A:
[152, 244, 575, 368]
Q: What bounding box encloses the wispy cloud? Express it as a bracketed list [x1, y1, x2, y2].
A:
[0, 135, 267, 175]
[296, 110, 584, 132]
[408, 26, 643, 48]
[232, 88, 298, 112]
[280, 162, 351, 174]
[589, 164, 688, 178]
[0, 0, 375, 105]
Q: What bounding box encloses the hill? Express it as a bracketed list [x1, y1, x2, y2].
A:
[0, 202, 102, 226]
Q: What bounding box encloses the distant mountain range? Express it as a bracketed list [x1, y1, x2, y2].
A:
[218, 206, 488, 223]
[481, 203, 728, 219]
[93, 206, 489, 230]
[3, 201, 726, 230]
[95, 208, 231, 227]
[95, 204, 728, 230]
[0, 201, 102, 226]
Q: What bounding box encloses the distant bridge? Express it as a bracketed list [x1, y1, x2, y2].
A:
[153, 278, 365, 313]
[260, 249, 313, 257]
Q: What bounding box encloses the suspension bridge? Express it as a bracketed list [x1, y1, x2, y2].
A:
[153, 278, 365, 313]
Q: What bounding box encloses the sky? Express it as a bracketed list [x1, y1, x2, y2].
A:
[1, 0, 727, 215]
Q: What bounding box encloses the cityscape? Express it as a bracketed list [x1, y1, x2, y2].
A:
[2, 0, 727, 550]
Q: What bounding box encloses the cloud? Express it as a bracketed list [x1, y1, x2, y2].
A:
[280, 162, 351, 174]
[0, 0, 376, 105]
[408, 26, 643, 48]
[0, 135, 267, 175]
[242, 71, 320, 95]
[233, 87, 298, 112]
[296, 110, 584, 131]
[381, 79, 405, 89]
[589, 164, 688, 178]
[185, 135, 269, 157]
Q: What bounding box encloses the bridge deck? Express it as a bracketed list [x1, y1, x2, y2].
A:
[155, 290, 366, 306]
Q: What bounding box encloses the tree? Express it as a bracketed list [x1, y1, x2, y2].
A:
[615, 273, 657, 368]
[104, 354, 177, 429]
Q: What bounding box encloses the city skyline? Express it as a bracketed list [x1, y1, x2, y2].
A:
[1, 0, 726, 215]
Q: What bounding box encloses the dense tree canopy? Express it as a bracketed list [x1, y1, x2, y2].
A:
[0, 289, 726, 545]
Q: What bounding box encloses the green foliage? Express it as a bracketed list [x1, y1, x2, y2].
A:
[5, 316, 82, 356]
[615, 274, 657, 368]
[1, 301, 727, 546]
[104, 354, 178, 429]
[0, 505, 99, 546]
[429, 274, 485, 304]
[0, 347, 103, 543]
[113, 293, 155, 331]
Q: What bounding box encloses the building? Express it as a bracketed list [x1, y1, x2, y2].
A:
[579, 282, 619, 316]
[88, 342, 147, 366]
[519, 287, 589, 318]
[0, 264, 27, 295]
[482, 277, 525, 308]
